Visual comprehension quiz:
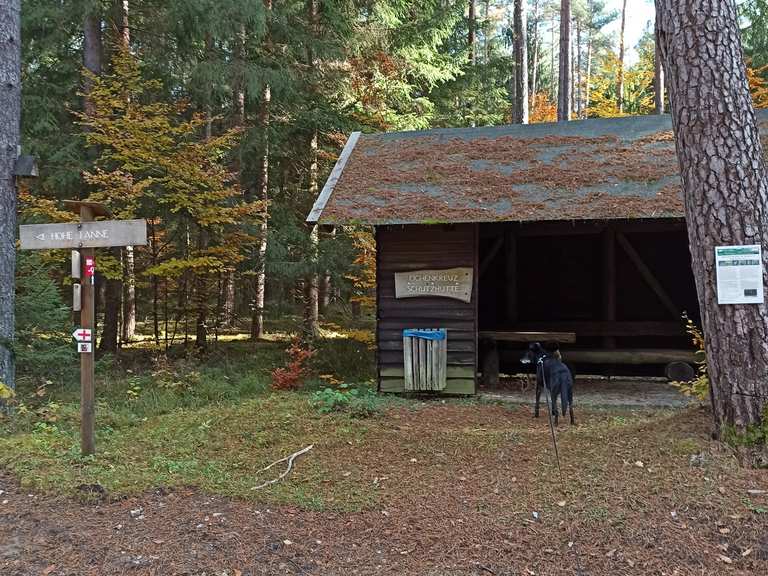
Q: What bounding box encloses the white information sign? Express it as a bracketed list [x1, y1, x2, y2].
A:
[77, 342, 93, 354]
[715, 245, 764, 305]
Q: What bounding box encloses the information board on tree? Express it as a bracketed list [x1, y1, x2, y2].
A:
[715, 245, 765, 304]
[394, 268, 473, 303]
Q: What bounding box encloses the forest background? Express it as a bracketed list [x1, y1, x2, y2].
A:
[14, 0, 768, 384]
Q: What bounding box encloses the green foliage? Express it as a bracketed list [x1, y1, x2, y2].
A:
[671, 314, 709, 402]
[310, 382, 382, 418]
[14, 252, 75, 388]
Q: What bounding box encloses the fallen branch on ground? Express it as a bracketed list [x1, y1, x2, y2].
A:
[252, 445, 314, 490]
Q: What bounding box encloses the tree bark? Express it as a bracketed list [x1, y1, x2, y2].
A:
[656, 0, 768, 435]
[558, 0, 571, 121]
[576, 18, 582, 118]
[100, 0, 131, 353]
[513, 0, 529, 124]
[114, 0, 129, 49]
[122, 245, 135, 340]
[304, 128, 320, 341]
[585, 0, 593, 116]
[83, 9, 102, 118]
[617, 0, 627, 113]
[251, 0, 272, 340]
[468, 0, 476, 65]
[251, 85, 270, 340]
[530, 0, 539, 116]
[550, 20, 556, 103]
[654, 21, 665, 114]
[0, 0, 20, 395]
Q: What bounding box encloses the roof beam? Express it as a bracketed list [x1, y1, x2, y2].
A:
[306, 131, 361, 223]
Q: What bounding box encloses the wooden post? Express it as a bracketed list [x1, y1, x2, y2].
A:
[80, 205, 96, 456]
[505, 229, 518, 324]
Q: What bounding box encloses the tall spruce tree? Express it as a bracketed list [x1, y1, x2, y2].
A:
[0, 0, 21, 395]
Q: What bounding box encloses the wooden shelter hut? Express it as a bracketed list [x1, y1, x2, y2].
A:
[308, 113, 768, 395]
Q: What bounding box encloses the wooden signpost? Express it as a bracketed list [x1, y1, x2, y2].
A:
[19, 201, 147, 456]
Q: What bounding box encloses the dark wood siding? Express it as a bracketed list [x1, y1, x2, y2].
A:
[376, 224, 478, 394]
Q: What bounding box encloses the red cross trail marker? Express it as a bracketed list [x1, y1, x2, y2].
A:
[72, 328, 92, 342]
[18, 200, 148, 457]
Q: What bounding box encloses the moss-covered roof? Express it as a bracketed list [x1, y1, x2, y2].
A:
[308, 111, 768, 225]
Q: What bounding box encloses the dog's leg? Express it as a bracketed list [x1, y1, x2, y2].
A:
[534, 380, 541, 418]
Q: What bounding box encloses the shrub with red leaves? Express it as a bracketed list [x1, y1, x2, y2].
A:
[271, 341, 316, 390]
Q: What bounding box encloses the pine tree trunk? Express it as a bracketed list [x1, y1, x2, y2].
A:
[654, 21, 665, 114]
[99, 247, 122, 353]
[224, 24, 247, 330]
[468, 0, 476, 65]
[122, 245, 135, 340]
[530, 0, 539, 116]
[0, 0, 20, 395]
[83, 10, 102, 117]
[195, 228, 209, 351]
[617, 0, 627, 113]
[101, 0, 130, 353]
[656, 0, 768, 437]
[558, 0, 571, 121]
[585, 1, 593, 115]
[513, 0, 529, 124]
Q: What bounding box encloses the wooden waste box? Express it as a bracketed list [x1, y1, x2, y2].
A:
[403, 329, 448, 391]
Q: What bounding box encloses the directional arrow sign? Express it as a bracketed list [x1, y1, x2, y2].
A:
[72, 328, 93, 342]
[19, 219, 147, 250]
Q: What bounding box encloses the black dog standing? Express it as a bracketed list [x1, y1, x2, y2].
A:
[521, 342, 575, 425]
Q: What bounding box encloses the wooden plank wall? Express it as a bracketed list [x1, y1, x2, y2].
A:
[376, 224, 478, 395]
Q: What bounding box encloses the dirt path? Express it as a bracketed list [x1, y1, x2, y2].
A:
[1, 404, 767, 576]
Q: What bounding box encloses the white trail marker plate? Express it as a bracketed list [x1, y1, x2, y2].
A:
[77, 342, 93, 354]
[72, 328, 93, 342]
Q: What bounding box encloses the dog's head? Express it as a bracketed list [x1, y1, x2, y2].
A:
[520, 342, 547, 365]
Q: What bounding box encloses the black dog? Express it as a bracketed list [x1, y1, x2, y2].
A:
[521, 342, 575, 425]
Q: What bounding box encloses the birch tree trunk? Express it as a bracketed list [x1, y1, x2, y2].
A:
[617, 0, 627, 113]
[576, 18, 582, 118]
[0, 0, 20, 394]
[251, 0, 272, 341]
[557, 0, 571, 121]
[656, 0, 768, 439]
[513, 0, 528, 124]
[654, 21, 665, 114]
[303, 0, 320, 341]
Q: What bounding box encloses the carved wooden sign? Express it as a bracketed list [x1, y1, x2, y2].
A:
[395, 267, 473, 303]
[19, 219, 147, 250]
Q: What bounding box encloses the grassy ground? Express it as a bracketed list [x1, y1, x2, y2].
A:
[1, 331, 767, 574]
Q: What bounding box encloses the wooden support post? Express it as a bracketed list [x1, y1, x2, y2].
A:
[479, 236, 504, 277]
[603, 228, 616, 348]
[505, 229, 518, 323]
[79, 205, 96, 456]
[616, 231, 680, 320]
